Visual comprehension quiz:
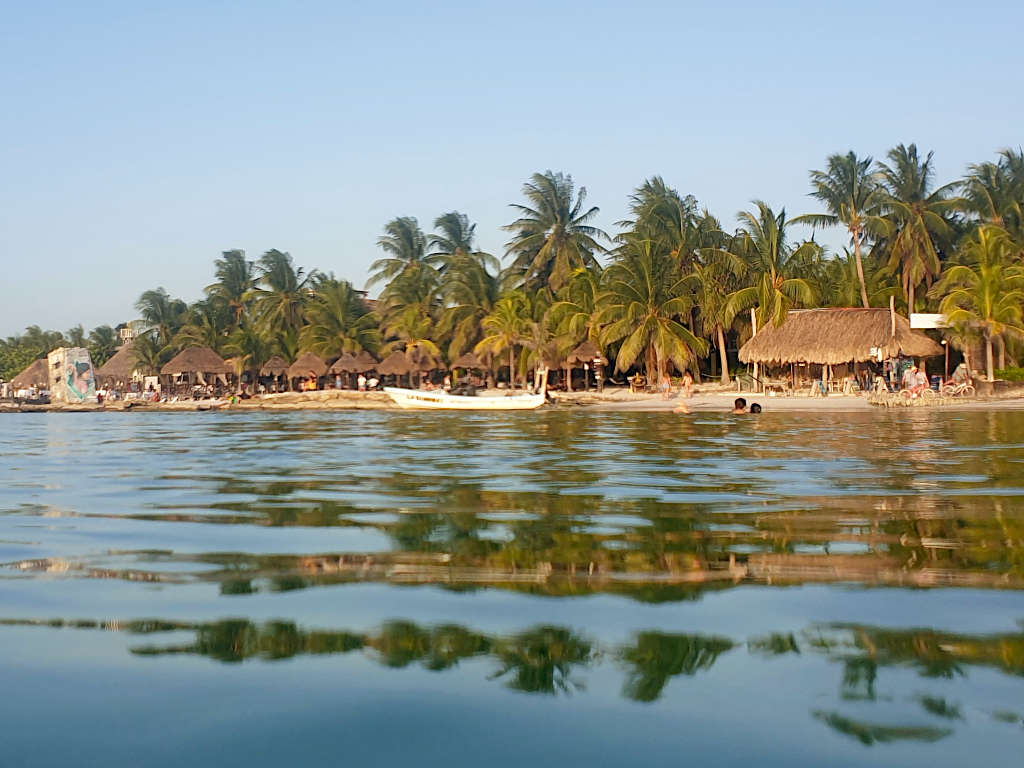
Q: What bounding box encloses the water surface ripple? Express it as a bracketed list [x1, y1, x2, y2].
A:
[1, 410, 1022, 767]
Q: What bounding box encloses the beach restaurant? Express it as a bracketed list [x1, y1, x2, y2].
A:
[738, 307, 943, 393]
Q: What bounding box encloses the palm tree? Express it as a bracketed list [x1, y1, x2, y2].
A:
[174, 299, 231, 353]
[135, 288, 188, 349]
[475, 292, 531, 388]
[369, 217, 438, 288]
[223, 321, 271, 392]
[725, 202, 819, 329]
[131, 331, 165, 375]
[430, 212, 497, 270]
[206, 249, 255, 326]
[504, 171, 607, 292]
[66, 325, 87, 347]
[620, 177, 712, 269]
[87, 325, 119, 367]
[876, 144, 956, 312]
[249, 250, 315, 337]
[819, 249, 897, 309]
[437, 251, 505, 360]
[684, 257, 744, 385]
[931, 226, 1024, 381]
[597, 238, 708, 381]
[962, 149, 1024, 245]
[549, 265, 604, 351]
[794, 151, 885, 308]
[300, 277, 381, 358]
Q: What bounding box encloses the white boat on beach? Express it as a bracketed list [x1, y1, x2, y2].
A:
[383, 387, 546, 410]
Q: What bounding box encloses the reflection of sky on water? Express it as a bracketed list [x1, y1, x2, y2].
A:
[1, 409, 1023, 766]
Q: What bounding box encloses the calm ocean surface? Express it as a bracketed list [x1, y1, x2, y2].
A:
[1, 409, 1023, 766]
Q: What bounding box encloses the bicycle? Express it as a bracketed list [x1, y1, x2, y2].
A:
[899, 387, 936, 400]
[941, 381, 976, 398]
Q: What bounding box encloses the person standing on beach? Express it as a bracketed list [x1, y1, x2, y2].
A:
[673, 371, 694, 414]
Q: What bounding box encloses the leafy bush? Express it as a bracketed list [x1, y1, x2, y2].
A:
[996, 367, 1024, 382]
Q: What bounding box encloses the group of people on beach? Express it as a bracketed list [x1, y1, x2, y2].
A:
[665, 370, 763, 415]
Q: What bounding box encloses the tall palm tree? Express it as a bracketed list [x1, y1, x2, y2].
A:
[876, 144, 956, 312]
[475, 292, 531, 388]
[504, 171, 607, 292]
[430, 212, 498, 271]
[131, 330, 165, 375]
[87, 325, 119, 367]
[794, 151, 885, 308]
[597, 238, 708, 381]
[174, 298, 232, 353]
[437, 251, 505, 360]
[549, 265, 604, 351]
[962, 149, 1024, 246]
[300, 277, 381, 358]
[66, 325, 86, 347]
[223, 321, 271, 392]
[684, 256, 744, 385]
[369, 217, 438, 288]
[249, 250, 315, 337]
[931, 226, 1024, 381]
[135, 287, 188, 349]
[206, 249, 255, 326]
[620, 177, 713, 269]
[725, 202, 819, 329]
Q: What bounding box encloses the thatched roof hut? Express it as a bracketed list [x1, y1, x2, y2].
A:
[10, 358, 48, 388]
[567, 339, 608, 365]
[354, 350, 378, 371]
[161, 347, 232, 375]
[330, 352, 360, 374]
[95, 343, 136, 382]
[451, 351, 484, 369]
[738, 308, 943, 366]
[288, 352, 328, 379]
[378, 350, 413, 376]
[260, 356, 290, 376]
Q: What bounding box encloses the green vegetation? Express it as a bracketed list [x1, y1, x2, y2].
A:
[4, 145, 1024, 383]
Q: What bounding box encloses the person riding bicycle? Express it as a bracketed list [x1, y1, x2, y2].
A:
[951, 362, 971, 386]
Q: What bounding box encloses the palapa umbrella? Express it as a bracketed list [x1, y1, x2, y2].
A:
[161, 346, 232, 393]
[377, 350, 413, 377]
[565, 339, 607, 393]
[161, 346, 232, 376]
[451, 351, 483, 370]
[287, 352, 328, 380]
[329, 352, 360, 374]
[354, 350, 378, 371]
[259, 356, 290, 377]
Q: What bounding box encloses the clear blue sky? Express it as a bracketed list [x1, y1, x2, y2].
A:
[2, 0, 1021, 337]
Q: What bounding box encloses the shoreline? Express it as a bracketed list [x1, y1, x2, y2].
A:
[4, 387, 1024, 413]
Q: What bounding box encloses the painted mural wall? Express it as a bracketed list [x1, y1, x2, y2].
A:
[47, 347, 97, 403]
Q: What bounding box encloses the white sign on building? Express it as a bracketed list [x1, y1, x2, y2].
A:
[910, 313, 948, 329]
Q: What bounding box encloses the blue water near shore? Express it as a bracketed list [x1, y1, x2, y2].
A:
[1, 410, 1023, 766]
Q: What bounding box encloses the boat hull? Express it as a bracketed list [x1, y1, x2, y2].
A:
[383, 387, 545, 410]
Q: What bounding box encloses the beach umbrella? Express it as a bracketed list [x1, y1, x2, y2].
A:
[565, 339, 607, 393]
[287, 352, 328, 380]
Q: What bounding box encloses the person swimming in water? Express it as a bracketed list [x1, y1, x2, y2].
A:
[749, 403, 762, 413]
[733, 397, 747, 414]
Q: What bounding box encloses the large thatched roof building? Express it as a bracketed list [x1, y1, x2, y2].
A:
[738, 308, 943, 366]
[161, 346, 232, 375]
[10, 358, 49, 388]
[377, 350, 413, 376]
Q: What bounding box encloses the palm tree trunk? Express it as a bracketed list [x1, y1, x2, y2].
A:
[853, 230, 870, 308]
[986, 335, 995, 382]
[508, 347, 516, 390]
[908, 282, 915, 315]
[716, 326, 730, 386]
[997, 336, 1006, 371]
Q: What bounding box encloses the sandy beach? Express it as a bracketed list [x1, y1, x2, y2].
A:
[5, 386, 1024, 413]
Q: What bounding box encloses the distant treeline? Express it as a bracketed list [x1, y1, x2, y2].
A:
[3, 144, 1023, 383]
